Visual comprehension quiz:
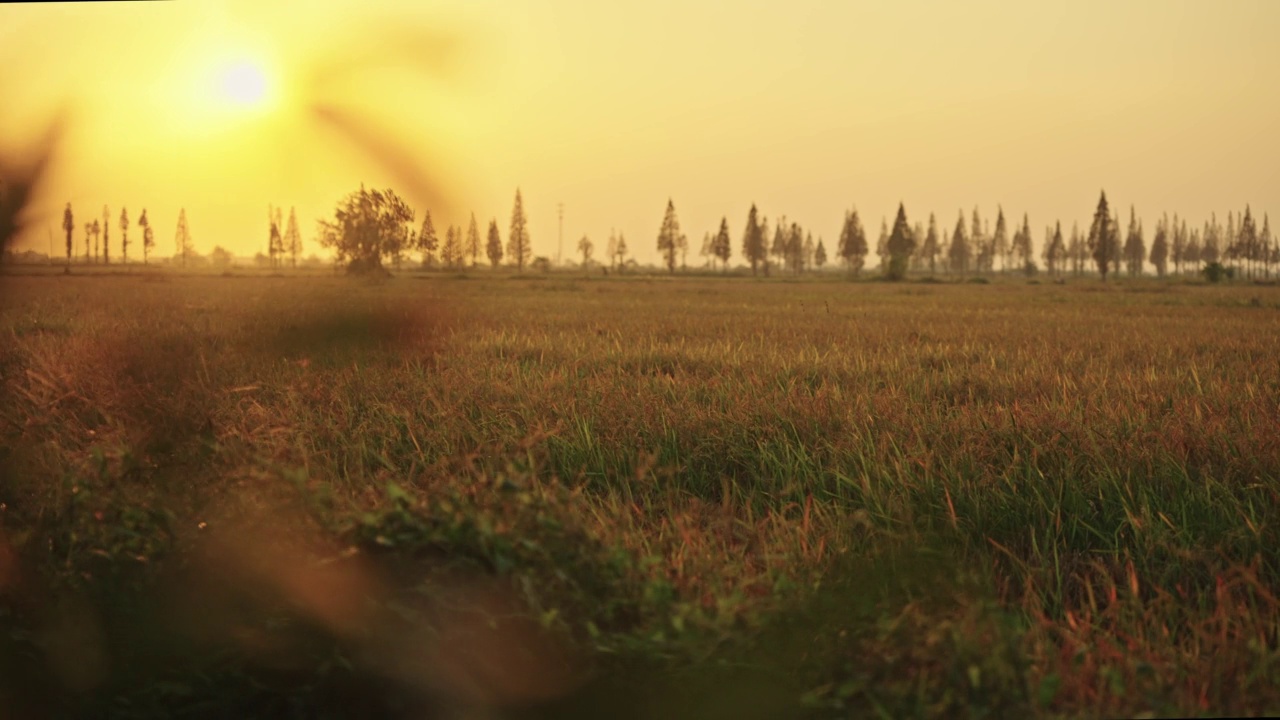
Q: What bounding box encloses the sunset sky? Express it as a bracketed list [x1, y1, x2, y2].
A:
[2, 0, 1277, 265]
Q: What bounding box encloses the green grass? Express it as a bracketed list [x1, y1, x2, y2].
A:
[2, 272, 1279, 717]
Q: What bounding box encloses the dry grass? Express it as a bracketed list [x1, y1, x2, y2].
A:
[2, 271, 1279, 718]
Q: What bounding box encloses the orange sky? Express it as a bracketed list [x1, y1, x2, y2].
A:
[2, 0, 1277, 265]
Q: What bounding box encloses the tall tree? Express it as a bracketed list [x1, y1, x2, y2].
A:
[1043, 221, 1065, 277]
[875, 218, 890, 272]
[837, 208, 868, 276]
[285, 207, 302, 268]
[91, 220, 100, 262]
[101, 206, 110, 264]
[770, 216, 789, 274]
[62, 202, 73, 267]
[971, 207, 990, 273]
[615, 232, 628, 269]
[1013, 214, 1034, 272]
[441, 225, 463, 269]
[885, 202, 915, 280]
[268, 205, 283, 268]
[83, 221, 91, 262]
[949, 211, 970, 276]
[577, 234, 593, 267]
[919, 213, 940, 275]
[1202, 217, 1221, 265]
[119, 207, 129, 264]
[175, 208, 193, 267]
[741, 204, 765, 275]
[606, 230, 618, 271]
[992, 207, 1010, 271]
[1238, 206, 1258, 279]
[139, 209, 152, 265]
[507, 188, 531, 272]
[802, 232, 815, 273]
[814, 237, 827, 269]
[713, 216, 731, 271]
[466, 213, 481, 268]
[1260, 215, 1273, 279]
[316, 186, 414, 271]
[418, 211, 438, 268]
[657, 198, 681, 274]
[486, 219, 503, 268]
[1123, 206, 1145, 277]
[1149, 217, 1169, 278]
[1087, 191, 1117, 281]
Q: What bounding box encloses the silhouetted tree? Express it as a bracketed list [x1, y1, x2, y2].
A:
[91, 220, 100, 262]
[62, 202, 73, 267]
[657, 198, 681, 274]
[83, 221, 91, 262]
[885, 203, 915, 280]
[175, 208, 193, 268]
[837, 208, 868, 276]
[917, 214, 940, 275]
[949, 211, 970, 276]
[1123, 206, 1145, 277]
[577, 234, 593, 267]
[713, 217, 731, 271]
[417, 211, 438, 268]
[741, 205, 766, 275]
[875, 218, 890, 272]
[1046, 222, 1065, 276]
[101, 206, 110, 264]
[615, 232, 628, 270]
[814, 237, 827, 269]
[119, 207, 129, 264]
[992, 207, 1010, 271]
[770, 217, 788, 274]
[677, 232, 689, 270]
[1239, 206, 1258, 279]
[441, 224, 463, 269]
[802, 232, 815, 273]
[1013, 214, 1034, 272]
[1202, 216, 1220, 266]
[1067, 222, 1084, 276]
[508, 188, 531, 271]
[138, 209, 152, 265]
[486, 219, 503, 268]
[1087, 191, 1117, 281]
[285, 207, 302, 268]
[466, 213, 481, 268]
[316, 186, 414, 272]
[1149, 217, 1169, 278]
[1260, 215, 1273, 279]
[268, 205, 283, 268]
[210, 245, 233, 269]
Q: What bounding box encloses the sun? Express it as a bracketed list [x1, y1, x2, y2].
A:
[221, 60, 269, 107]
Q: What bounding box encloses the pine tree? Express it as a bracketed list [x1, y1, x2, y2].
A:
[606, 231, 618, 271]
[176, 208, 192, 267]
[814, 238, 827, 269]
[1202, 217, 1220, 265]
[1149, 217, 1169, 278]
[920, 213, 940, 275]
[442, 225, 463, 269]
[1014, 214, 1034, 272]
[83, 222, 91, 263]
[1260, 215, 1273, 279]
[102, 206, 110, 264]
[741, 205, 765, 275]
[1123, 206, 1145, 277]
[1067, 222, 1084, 276]
[486, 219, 503, 268]
[802, 232, 815, 273]
[1087, 191, 1117, 281]
[992, 207, 1010, 271]
[268, 205, 283, 268]
[139, 209, 152, 265]
[949, 211, 970, 276]
[466, 213, 481, 268]
[885, 203, 915, 280]
[1043, 221, 1065, 277]
[770, 217, 788, 274]
[838, 208, 868, 276]
[62, 202, 73, 267]
[971, 207, 990, 273]
[713, 216, 731, 271]
[119, 207, 129, 264]
[508, 189, 531, 272]
[418, 211, 438, 268]
[1186, 228, 1202, 268]
[285, 207, 302, 268]
[577, 234, 593, 267]
[875, 218, 889, 272]
[91, 220, 100, 262]
[1238, 206, 1258, 279]
[615, 233, 628, 270]
[657, 199, 681, 274]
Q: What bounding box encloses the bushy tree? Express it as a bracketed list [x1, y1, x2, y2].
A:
[316, 186, 415, 272]
[657, 198, 681, 274]
[508, 188, 531, 271]
[486, 219, 503, 268]
[1087, 191, 1117, 281]
[838, 207, 868, 276]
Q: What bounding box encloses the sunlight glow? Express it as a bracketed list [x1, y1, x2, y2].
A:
[220, 61, 268, 107]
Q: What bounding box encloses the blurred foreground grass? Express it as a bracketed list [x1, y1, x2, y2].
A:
[2, 271, 1280, 718]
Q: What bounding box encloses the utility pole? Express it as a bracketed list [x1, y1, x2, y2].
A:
[557, 202, 564, 268]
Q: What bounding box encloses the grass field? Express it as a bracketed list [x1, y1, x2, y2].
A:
[2, 270, 1280, 718]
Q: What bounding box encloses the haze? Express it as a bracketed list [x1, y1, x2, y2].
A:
[2, 0, 1276, 265]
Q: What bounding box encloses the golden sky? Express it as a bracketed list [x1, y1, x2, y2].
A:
[3, 0, 1277, 264]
